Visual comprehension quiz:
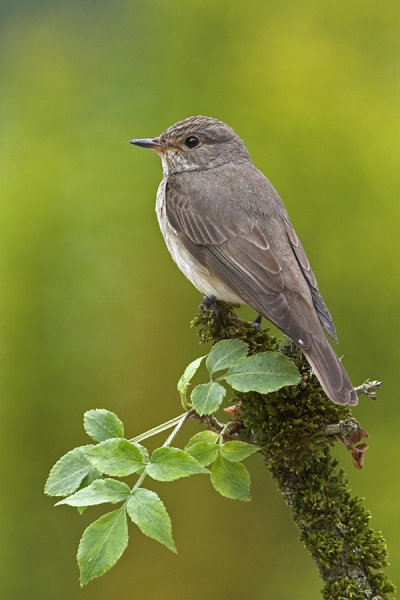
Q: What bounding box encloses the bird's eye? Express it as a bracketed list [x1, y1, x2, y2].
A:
[185, 136, 199, 148]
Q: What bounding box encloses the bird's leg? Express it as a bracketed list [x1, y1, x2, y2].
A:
[201, 294, 221, 324]
[253, 314, 263, 332]
[201, 295, 226, 336]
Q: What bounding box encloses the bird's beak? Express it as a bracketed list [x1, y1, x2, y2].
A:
[128, 138, 168, 151]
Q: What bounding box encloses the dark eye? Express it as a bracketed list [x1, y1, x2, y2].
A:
[185, 136, 199, 148]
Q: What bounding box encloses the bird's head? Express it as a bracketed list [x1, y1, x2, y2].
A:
[129, 116, 251, 176]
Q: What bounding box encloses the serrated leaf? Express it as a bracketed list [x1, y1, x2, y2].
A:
[84, 409, 124, 442]
[211, 455, 251, 501]
[206, 339, 248, 376]
[56, 479, 130, 507]
[177, 355, 206, 407]
[146, 447, 209, 481]
[224, 352, 300, 393]
[191, 382, 226, 416]
[185, 430, 219, 450]
[135, 442, 149, 464]
[78, 508, 128, 586]
[219, 441, 259, 462]
[84, 439, 144, 477]
[127, 489, 176, 552]
[185, 441, 219, 467]
[45, 446, 94, 497]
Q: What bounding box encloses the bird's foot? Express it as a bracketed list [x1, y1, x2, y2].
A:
[253, 314, 263, 332]
[200, 295, 227, 338]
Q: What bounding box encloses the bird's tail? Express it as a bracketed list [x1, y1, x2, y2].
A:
[302, 333, 358, 406]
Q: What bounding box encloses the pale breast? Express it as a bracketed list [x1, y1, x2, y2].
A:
[155, 178, 242, 303]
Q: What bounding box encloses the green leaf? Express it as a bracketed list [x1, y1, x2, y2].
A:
[177, 355, 206, 407]
[206, 339, 248, 376]
[45, 446, 94, 497]
[56, 479, 130, 507]
[219, 441, 259, 462]
[78, 467, 103, 490]
[185, 430, 219, 449]
[84, 409, 124, 442]
[78, 508, 128, 586]
[146, 447, 209, 481]
[185, 441, 219, 467]
[185, 432, 220, 467]
[135, 442, 149, 464]
[191, 382, 226, 416]
[84, 439, 144, 477]
[211, 455, 251, 501]
[74, 467, 103, 513]
[127, 489, 176, 552]
[224, 352, 300, 393]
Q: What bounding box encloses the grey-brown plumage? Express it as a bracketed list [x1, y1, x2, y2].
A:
[130, 116, 357, 406]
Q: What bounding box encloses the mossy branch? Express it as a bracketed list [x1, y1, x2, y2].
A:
[192, 301, 395, 600]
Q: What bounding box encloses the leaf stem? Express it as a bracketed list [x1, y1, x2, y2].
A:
[163, 410, 195, 448]
[130, 414, 187, 444]
[132, 410, 194, 493]
[132, 470, 148, 491]
[219, 420, 236, 439]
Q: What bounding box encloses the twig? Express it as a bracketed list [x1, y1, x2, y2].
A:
[355, 380, 382, 401]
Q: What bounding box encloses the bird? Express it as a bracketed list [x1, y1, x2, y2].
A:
[129, 116, 357, 406]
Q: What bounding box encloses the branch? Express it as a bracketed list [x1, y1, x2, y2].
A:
[192, 302, 395, 600]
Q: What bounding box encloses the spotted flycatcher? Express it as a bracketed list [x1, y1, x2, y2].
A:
[130, 116, 357, 406]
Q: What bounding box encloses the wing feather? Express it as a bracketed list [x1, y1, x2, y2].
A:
[284, 220, 338, 341]
[165, 178, 309, 346]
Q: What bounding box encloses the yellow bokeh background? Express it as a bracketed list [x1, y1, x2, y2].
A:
[1, 1, 399, 598]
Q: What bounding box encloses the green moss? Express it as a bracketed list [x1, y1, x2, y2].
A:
[192, 301, 396, 600]
[323, 578, 372, 600]
[191, 301, 278, 354]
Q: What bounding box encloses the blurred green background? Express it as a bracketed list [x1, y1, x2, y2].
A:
[1, 1, 399, 598]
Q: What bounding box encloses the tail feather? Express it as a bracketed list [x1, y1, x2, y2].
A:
[303, 334, 358, 406]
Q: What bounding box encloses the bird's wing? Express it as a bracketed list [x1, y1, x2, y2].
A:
[283, 219, 338, 342]
[165, 176, 308, 346]
[164, 170, 354, 406]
